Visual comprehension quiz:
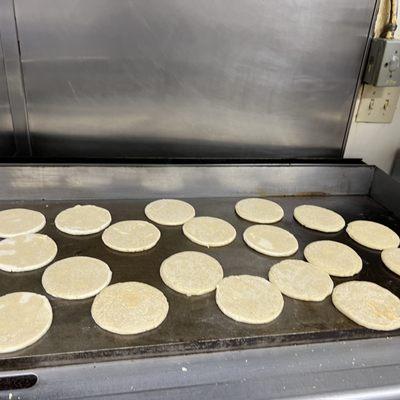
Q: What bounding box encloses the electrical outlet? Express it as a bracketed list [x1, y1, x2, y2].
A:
[364, 38, 400, 87]
[356, 84, 400, 123]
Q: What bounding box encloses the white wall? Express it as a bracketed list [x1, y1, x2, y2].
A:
[344, 0, 400, 173]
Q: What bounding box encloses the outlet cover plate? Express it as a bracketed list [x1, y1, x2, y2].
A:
[356, 84, 400, 123]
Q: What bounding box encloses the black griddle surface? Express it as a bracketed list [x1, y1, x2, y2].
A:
[1, 195, 400, 371]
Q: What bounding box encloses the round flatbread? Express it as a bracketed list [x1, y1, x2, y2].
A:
[293, 205, 345, 233]
[235, 198, 284, 224]
[145, 199, 195, 226]
[0, 292, 52, 353]
[304, 240, 362, 277]
[268, 259, 333, 301]
[42, 256, 112, 300]
[91, 282, 169, 335]
[0, 234, 57, 272]
[0, 208, 45, 238]
[55, 205, 111, 235]
[346, 220, 400, 250]
[160, 251, 223, 296]
[243, 225, 298, 257]
[216, 275, 284, 324]
[183, 217, 236, 247]
[332, 281, 400, 331]
[102, 220, 161, 252]
[382, 248, 400, 276]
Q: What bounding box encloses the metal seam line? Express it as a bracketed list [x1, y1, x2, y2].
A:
[0, 0, 31, 156]
[0, 34, 16, 153]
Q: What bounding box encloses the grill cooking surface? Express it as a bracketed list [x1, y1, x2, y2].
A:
[1, 195, 400, 370]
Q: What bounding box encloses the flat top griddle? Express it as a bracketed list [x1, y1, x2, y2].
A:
[1, 193, 400, 371]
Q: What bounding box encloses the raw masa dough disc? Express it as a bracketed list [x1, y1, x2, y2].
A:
[0, 234, 57, 272]
[304, 240, 362, 277]
[55, 205, 112, 235]
[243, 225, 298, 257]
[0, 208, 45, 238]
[294, 205, 345, 233]
[145, 199, 195, 226]
[235, 198, 284, 224]
[216, 275, 284, 324]
[332, 281, 400, 331]
[183, 217, 236, 247]
[0, 292, 52, 353]
[346, 220, 400, 250]
[381, 248, 400, 276]
[268, 259, 333, 301]
[91, 282, 169, 334]
[102, 220, 161, 252]
[42, 256, 112, 300]
[160, 251, 223, 296]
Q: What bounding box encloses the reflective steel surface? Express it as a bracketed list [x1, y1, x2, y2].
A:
[0, 0, 30, 156]
[3, 337, 400, 399]
[12, 0, 376, 159]
[371, 167, 400, 218]
[0, 164, 374, 200]
[0, 27, 16, 157]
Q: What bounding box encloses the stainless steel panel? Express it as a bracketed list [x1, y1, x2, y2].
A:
[0, 23, 17, 157]
[14, 0, 376, 159]
[0, 164, 374, 200]
[3, 337, 400, 399]
[0, 0, 30, 156]
[371, 167, 400, 218]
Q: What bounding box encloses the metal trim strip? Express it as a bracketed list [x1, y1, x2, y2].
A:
[0, 0, 31, 156]
[0, 164, 374, 200]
